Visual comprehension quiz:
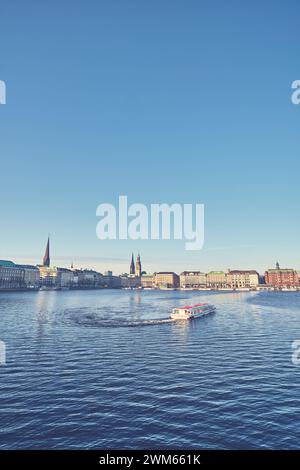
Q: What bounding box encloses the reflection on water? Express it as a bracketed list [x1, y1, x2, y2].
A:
[0, 289, 300, 449]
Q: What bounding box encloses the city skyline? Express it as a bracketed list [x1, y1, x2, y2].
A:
[2, 242, 300, 291]
[1, 235, 299, 277]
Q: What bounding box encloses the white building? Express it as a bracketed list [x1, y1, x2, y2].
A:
[141, 274, 154, 288]
[227, 270, 259, 289]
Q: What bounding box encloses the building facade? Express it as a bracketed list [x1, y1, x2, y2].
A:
[141, 274, 155, 288]
[227, 270, 259, 289]
[0, 261, 41, 290]
[265, 264, 299, 288]
[57, 268, 74, 288]
[38, 265, 59, 287]
[101, 272, 121, 288]
[18, 265, 40, 289]
[206, 271, 227, 288]
[154, 272, 180, 289]
[72, 269, 104, 289]
[0, 260, 25, 290]
[120, 274, 141, 288]
[179, 271, 206, 288]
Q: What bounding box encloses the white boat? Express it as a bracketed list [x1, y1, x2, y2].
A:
[170, 303, 216, 320]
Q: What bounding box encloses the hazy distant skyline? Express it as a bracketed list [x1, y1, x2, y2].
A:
[6, 241, 298, 276]
[1, 1, 300, 274]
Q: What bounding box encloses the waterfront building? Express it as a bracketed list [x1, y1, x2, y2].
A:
[154, 272, 180, 289]
[141, 274, 155, 288]
[102, 273, 121, 288]
[38, 265, 59, 287]
[136, 253, 142, 277]
[206, 271, 227, 288]
[57, 267, 74, 288]
[130, 253, 135, 275]
[180, 271, 206, 288]
[120, 274, 141, 288]
[0, 260, 25, 290]
[72, 269, 104, 289]
[17, 265, 40, 289]
[38, 266, 74, 289]
[0, 260, 40, 290]
[227, 270, 259, 289]
[265, 263, 299, 288]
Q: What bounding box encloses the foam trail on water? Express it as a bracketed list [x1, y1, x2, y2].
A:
[62, 309, 176, 328]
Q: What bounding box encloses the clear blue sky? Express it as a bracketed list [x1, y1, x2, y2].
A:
[0, 0, 299, 274]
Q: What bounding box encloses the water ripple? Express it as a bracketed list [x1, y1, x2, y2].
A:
[1, 289, 300, 449]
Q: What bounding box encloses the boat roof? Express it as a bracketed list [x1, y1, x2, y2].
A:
[180, 303, 207, 309]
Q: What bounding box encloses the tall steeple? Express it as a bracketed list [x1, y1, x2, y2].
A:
[43, 236, 50, 267]
[276, 261, 280, 270]
[136, 253, 142, 277]
[130, 253, 135, 275]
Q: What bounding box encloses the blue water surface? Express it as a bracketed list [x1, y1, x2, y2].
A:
[0, 289, 300, 449]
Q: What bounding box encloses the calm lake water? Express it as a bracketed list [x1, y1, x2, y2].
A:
[1, 289, 300, 449]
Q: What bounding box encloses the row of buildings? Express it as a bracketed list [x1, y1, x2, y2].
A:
[0, 239, 299, 291]
[0, 260, 122, 291]
[0, 239, 122, 291]
[140, 265, 300, 290]
[2, 263, 298, 291]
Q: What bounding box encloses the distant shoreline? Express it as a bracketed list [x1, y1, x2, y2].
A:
[0, 287, 299, 294]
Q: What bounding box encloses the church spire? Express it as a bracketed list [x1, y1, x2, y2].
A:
[43, 236, 50, 267]
[130, 253, 135, 275]
[136, 252, 142, 277]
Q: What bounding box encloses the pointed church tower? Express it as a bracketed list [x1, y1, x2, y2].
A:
[136, 253, 142, 277]
[130, 253, 135, 275]
[43, 237, 50, 267]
